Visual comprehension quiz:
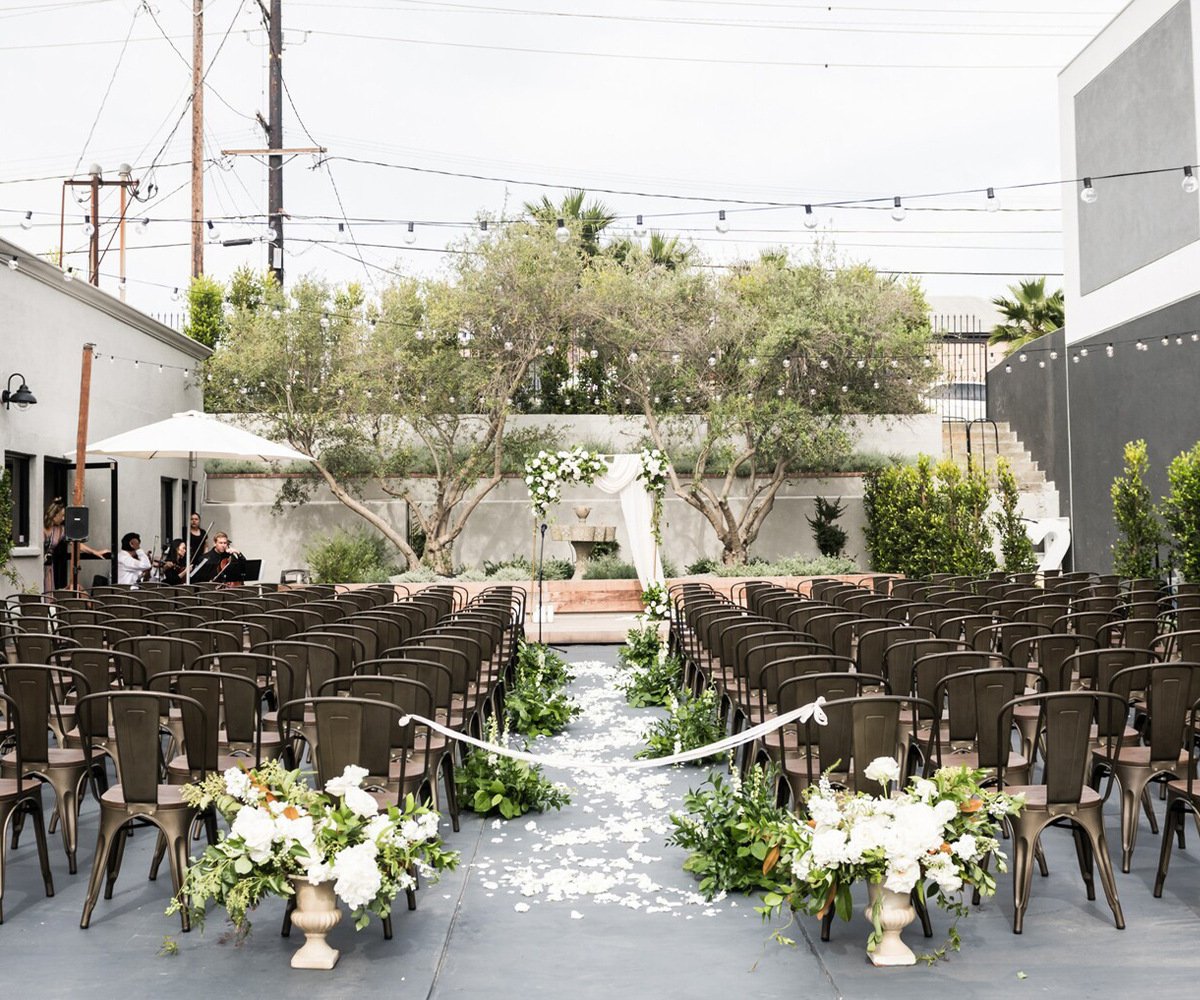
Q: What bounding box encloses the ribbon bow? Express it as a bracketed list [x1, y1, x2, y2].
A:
[796, 696, 828, 726]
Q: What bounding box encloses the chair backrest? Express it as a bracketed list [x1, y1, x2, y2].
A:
[756, 655, 855, 709]
[56, 623, 132, 649]
[169, 626, 242, 657]
[321, 622, 380, 664]
[0, 663, 89, 766]
[77, 690, 209, 804]
[114, 635, 204, 681]
[280, 696, 409, 792]
[257, 640, 340, 700]
[882, 637, 962, 697]
[300, 630, 366, 674]
[929, 666, 1039, 769]
[318, 675, 437, 754]
[855, 624, 933, 674]
[356, 657, 456, 716]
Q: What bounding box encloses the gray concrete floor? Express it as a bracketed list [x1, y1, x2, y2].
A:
[3, 644, 1200, 998]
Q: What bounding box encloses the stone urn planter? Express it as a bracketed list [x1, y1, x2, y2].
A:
[864, 883, 917, 967]
[288, 877, 342, 970]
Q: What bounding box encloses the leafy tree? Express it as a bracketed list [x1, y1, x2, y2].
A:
[1111, 439, 1165, 579]
[184, 274, 227, 349]
[988, 277, 1064, 354]
[206, 224, 586, 574]
[807, 497, 848, 558]
[1163, 442, 1200, 582]
[992, 458, 1036, 574]
[582, 246, 934, 565]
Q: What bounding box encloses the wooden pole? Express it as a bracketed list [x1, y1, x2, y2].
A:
[70, 344, 96, 590]
[190, 0, 204, 278]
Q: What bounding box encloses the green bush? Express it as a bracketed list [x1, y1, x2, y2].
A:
[806, 497, 848, 558]
[712, 555, 858, 578]
[483, 556, 572, 581]
[305, 530, 396, 584]
[582, 554, 639, 579]
[863, 456, 995, 577]
[456, 717, 571, 819]
[1111, 440, 1166, 579]
[505, 642, 579, 738]
[686, 556, 720, 575]
[1164, 442, 1200, 582]
[636, 688, 723, 763]
[617, 625, 683, 707]
[993, 459, 1036, 574]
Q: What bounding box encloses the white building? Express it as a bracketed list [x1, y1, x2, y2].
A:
[0, 235, 209, 594]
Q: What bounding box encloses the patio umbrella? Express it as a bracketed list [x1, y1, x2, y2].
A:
[81, 410, 312, 581]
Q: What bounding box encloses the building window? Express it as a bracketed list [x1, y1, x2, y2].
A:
[4, 452, 32, 546]
[161, 477, 177, 544]
[44, 458, 70, 514]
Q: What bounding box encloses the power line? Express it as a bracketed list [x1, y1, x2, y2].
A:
[71, 3, 142, 177]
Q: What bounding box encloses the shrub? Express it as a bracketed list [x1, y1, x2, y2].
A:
[305, 530, 396, 584]
[582, 554, 639, 579]
[456, 717, 571, 819]
[712, 555, 858, 578]
[863, 456, 995, 577]
[617, 625, 683, 708]
[806, 497, 848, 558]
[1110, 440, 1166, 579]
[993, 458, 1037, 574]
[686, 556, 720, 575]
[505, 642, 578, 738]
[636, 688, 723, 763]
[1164, 442, 1200, 582]
[666, 766, 792, 900]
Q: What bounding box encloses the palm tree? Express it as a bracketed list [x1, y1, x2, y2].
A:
[989, 277, 1065, 354]
[523, 189, 616, 259]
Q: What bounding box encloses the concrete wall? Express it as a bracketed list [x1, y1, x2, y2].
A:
[207, 473, 871, 583]
[0, 235, 208, 594]
[1060, 0, 1200, 344]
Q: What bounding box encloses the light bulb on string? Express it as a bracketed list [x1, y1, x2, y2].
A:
[1192, 333, 1199, 342]
[1161, 336, 1169, 346]
[1183, 166, 1199, 194]
[404, 222, 416, 245]
[890, 196, 906, 222]
[7, 256, 17, 272]
[985, 187, 1000, 212]
[1004, 364, 1012, 374]
[206, 220, 220, 242]
[271, 308, 281, 320]
[1136, 340, 1146, 351]
[81, 214, 94, 238]
[136, 216, 150, 235]
[633, 215, 647, 238]
[20, 210, 33, 231]
[170, 287, 180, 302]
[555, 218, 570, 243]
[1080, 177, 1097, 204]
[872, 380, 880, 389]
[335, 223, 350, 243]
[1038, 360, 1045, 368]
[1176, 336, 1184, 345]
[1018, 353, 1027, 363]
[63, 266, 74, 282]
[1072, 355, 1080, 363]
[1050, 350, 1059, 360]
[479, 219, 489, 236]
[803, 205, 818, 230]
[715, 210, 729, 234]
[1105, 344, 1114, 357]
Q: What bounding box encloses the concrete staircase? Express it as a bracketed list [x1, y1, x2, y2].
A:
[941, 420, 1061, 521]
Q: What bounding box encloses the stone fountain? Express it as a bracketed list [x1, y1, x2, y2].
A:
[551, 506, 617, 581]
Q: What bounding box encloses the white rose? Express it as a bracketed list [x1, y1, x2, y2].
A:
[809, 828, 850, 869]
[274, 812, 316, 852]
[911, 778, 937, 802]
[863, 756, 901, 788]
[364, 813, 395, 845]
[332, 841, 383, 909]
[933, 799, 958, 826]
[342, 784, 381, 819]
[883, 857, 920, 894]
[301, 858, 334, 884]
[231, 805, 277, 863]
[952, 834, 979, 862]
[325, 764, 369, 798]
[223, 766, 251, 800]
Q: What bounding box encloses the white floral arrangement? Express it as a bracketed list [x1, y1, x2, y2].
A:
[637, 448, 669, 545]
[169, 760, 458, 935]
[760, 760, 1023, 957]
[639, 581, 671, 621]
[524, 447, 610, 520]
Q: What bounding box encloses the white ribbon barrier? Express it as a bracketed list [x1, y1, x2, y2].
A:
[398, 697, 827, 772]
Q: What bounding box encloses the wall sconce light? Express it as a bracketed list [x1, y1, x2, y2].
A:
[2, 373, 37, 410]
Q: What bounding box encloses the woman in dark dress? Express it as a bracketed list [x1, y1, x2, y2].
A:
[42, 499, 110, 593]
[159, 538, 188, 585]
[187, 511, 208, 564]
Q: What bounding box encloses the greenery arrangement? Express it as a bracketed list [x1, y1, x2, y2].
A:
[168, 761, 457, 936]
[1164, 442, 1200, 582]
[806, 497, 848, 558]
[863, 455, 995, 578]
[666, 764, 793, 900]
[638, 447, 669, 546]
[640, 582, 671, 620]
[1111, 440, 1165, 579]
[505, 642, 579, 738]
[759, 761, 1023, 961]
[304, 530, 397, 584]
[456, 717, 571, 819]
[992, 458, 1037, 574]
[617, 624, 683, 708]
[636, 688, 723, 762]
[524, 447, 609, 520]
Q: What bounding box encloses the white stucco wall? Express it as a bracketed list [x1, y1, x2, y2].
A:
[0, 235, 208, 594]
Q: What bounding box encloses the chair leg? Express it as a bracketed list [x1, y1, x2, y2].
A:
[1079, 810, 1125, 929]
[1011, 823, 1043, 934]
[27, 798, 55, 900]
[1153, 796, 1185, 897]
[81, 812, 122, 928]
[1141, 784, 1159, 836]
[441, 755, 460, 833]
[149, 831, 168, 882]
[1071, 823, 1096, 901]
[1114, 767, 1152, 873]
[105, 826, 130, 900]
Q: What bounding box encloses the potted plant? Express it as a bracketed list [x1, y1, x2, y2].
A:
[760, 760, 1024, 966]
[168, 760, 458, 968]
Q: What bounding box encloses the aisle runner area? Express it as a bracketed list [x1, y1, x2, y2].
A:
[469, 656, 739, 919]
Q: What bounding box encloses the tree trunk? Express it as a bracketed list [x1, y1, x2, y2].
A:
[720, 535, 750, 566]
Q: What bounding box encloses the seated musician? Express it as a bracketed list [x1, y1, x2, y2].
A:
[190, 531, 246, 583]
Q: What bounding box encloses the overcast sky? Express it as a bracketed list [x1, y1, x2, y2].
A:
[0, 0, 1122, 321]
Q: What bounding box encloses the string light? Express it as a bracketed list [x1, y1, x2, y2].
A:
[1183, 166, 1199, 194]
[633, 215, 647, 238]
[985, 187, 1000, 212]
[206, 220, 220, 242]
[555, 218, 570, 243]
[803, 205, 817, 230]
[63, 266, 74, 282]
[136, 216, 150, 234]
[715, 210, 729, 234]
[890, 197, 906, 222]
[336, 223, 349, 243]
[20, 210, 33, 230]
[404, 222, 416, 244]
[1105, 344, 1114, 357]
[7, 256, 16, 271]
[81, 214, 94, 238]
[1080, 177, 1097, 204]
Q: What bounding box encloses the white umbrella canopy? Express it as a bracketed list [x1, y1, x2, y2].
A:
[82, 410, 311, 462]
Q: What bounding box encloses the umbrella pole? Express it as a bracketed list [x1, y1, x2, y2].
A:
[186, 451, 195, 583]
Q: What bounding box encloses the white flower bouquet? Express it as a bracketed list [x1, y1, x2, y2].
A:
[524, 447, 609, 519]
[168, 760, 458, 935]
[639, 581, 671, 621]
[760, 761, 1023, 957]
[637, 448, 669, 545]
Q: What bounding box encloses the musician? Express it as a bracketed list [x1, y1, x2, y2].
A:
[190, 531, 245, 584]
[115, 532, 153, 585]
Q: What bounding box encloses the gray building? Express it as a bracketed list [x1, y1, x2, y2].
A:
[0, 235, 209, 594]
[990, 0, 1200, 572]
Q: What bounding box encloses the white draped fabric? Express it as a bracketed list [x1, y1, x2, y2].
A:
[594, 453, 664, 589]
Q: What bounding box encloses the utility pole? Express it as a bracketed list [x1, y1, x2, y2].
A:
[267, 0, 284, 286]
[60, 165, 140, 288]
[191, 0, 205, 278]
[70, 343, 95, 590]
